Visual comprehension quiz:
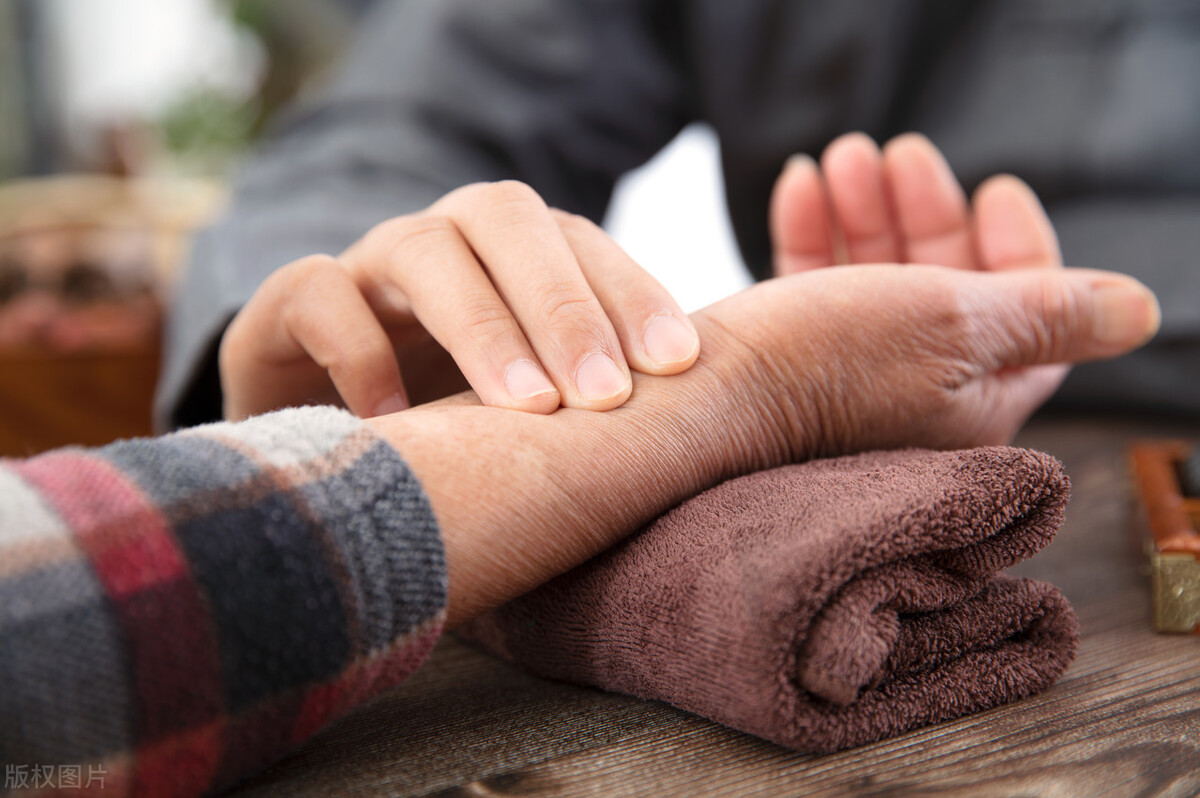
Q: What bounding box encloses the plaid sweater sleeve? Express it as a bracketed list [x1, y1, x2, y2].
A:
[0, 406, 447, 797]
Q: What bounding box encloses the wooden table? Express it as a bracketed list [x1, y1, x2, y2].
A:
[233, 414, 1200, 797]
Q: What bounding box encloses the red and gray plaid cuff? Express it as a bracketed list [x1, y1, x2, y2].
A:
[0, 407, 447, 797]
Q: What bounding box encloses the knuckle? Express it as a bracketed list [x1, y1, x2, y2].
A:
[932, 285, 975, 346]
[376, 215, 458, 262]
[276, 254, 342, 288]
[892, 275, 982, 387]
[484, 179, 544, 207]
[458, 299, 520, 347]
[888, 272, 972, 354]
[277, 290, 313, 331]
[1027, 277, 1084, 362]
[478, 181, 549, 227]
[330, 337, 392, 376]
[278, 276, 350, 334]
[274, 258, 350, 317]
[549, 208, 594, 233]
[536, 282, 602, 333]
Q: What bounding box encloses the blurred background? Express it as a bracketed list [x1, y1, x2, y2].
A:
[2, 0, 369, 179]
[12, 1, 1193, 455]
[0, 0, 744, 455]
[0, 0, 344, 453]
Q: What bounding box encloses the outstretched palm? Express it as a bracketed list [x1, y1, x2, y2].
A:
[766, 132, 1071, 444]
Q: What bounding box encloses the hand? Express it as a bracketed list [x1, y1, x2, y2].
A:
[371, 262, 1160, 625]
[701, 265, 1158, 460]
[769, 131, 1070, 430]
[219, 181, 700, 421]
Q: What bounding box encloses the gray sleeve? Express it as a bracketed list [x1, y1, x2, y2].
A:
[157, 0, 691, 430]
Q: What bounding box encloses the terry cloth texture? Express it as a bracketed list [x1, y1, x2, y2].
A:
[0, 406, 447, 798]
[462, 447, 1078, 753]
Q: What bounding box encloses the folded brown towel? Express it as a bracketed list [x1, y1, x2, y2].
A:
[461, 447, 1079, 753]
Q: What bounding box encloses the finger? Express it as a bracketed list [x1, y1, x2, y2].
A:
[883, 133, 975, 269]
[434, 181, 632, 410]
[821, 132, 901, 263]
[769, 154, 836, 274]
[966, 268, 1161, 369]
[345, 215, 562, 414]
[552, 210, 700, 374]
[973, 175, 1062, 270]
[220, 255, 409, 421]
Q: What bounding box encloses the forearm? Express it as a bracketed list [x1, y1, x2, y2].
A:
[0, 408, 446, 795]
[371, 315, 801, 627]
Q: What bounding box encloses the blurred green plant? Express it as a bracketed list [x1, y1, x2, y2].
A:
[222, 0, 354, 135]
[225, 0, 273, 31]
[159, 89, 259, 172]
[154, 0, 358, 175]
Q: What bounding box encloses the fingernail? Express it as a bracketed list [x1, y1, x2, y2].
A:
[1092, 277, 1161, 347]
[785, 153, 816, 173]
[373, 392, 409, 416]
[504, 359, 557, 401]
[642, 314, 699, 366]
[575, 352, 628, 402]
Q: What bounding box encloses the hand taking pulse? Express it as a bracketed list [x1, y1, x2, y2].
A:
[219, 182, 701, 420]
[221, 132, 1060, 421]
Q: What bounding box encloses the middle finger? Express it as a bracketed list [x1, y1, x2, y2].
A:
[435, 181, 632, 410]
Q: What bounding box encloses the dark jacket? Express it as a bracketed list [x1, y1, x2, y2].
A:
[160, 0, 1200, 428]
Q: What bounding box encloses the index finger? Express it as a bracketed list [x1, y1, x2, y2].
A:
[433, 181, 633, 410]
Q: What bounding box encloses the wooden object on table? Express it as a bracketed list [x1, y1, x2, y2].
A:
[1129, 439, 1200, 633]
[229, 416, 1200, 797]
[0, 343, 162, 456]
[0, 175, 223, 456]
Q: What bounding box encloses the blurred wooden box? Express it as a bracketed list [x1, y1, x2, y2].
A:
[0, 176, 223, 456]
[0, 344, 162, 455]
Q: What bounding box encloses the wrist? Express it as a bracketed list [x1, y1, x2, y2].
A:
[367, 315, 813, 626]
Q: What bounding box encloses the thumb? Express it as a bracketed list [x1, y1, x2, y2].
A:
[969, 268, 1161, 369]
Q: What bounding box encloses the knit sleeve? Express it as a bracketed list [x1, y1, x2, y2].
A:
[0, 406, 446, 797]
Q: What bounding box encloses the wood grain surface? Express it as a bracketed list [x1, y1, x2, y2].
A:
[232, 415, 1200, 798]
